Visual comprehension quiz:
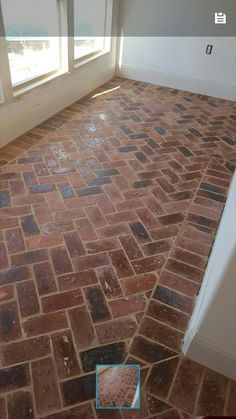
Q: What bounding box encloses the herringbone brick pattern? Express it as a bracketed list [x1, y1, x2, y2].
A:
[0, 77, 236, 419]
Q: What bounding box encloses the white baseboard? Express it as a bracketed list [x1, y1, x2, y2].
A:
[117, 64, 236, 101]
[182, 329, 236, 380]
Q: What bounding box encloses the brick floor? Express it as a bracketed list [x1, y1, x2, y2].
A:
[97, 365, 139, 408]
[0, 77, 236, 418]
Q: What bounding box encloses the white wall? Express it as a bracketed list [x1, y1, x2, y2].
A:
[116, 1, 236, 100]
[183, 172, 236, 381]
[0, 1, 119, 148]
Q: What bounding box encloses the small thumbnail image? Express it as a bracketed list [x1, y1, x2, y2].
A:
[96, 364, 140, 410]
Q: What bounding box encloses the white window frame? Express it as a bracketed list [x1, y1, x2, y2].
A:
[0, 0, 112, 102]
[0, 4, 13, 102]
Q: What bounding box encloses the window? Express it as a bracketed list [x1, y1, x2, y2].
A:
[74, 0, 107, 61]
[1, 0, 60, 87]
[0, 0, 112, 98]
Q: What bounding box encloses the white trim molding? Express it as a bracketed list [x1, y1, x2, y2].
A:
[183, 329, 236, 381]
[117, 64, 236, 101]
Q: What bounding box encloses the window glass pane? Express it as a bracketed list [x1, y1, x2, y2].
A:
[74, 0, 106, 60]
[1, 0, 60, 86]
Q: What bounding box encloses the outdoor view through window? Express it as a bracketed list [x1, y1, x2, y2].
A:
[74, 0, 106, 60]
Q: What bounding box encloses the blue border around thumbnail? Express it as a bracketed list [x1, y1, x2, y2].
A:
[95, 364, 141, 410]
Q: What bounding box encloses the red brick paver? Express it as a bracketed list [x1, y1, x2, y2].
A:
[0, 77, 236, 418]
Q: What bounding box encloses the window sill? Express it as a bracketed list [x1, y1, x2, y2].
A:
[74, 48, 110, 70]
[12, 69, 68, 98]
